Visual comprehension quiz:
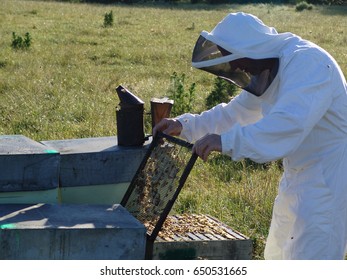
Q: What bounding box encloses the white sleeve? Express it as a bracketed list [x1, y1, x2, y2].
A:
[222, 52, 335, 163]
[176, 90, 262, 143]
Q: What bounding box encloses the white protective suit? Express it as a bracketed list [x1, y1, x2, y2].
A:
[176, 12, 347, 259]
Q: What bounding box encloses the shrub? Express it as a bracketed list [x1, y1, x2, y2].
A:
[205, 77, 239, 110]
[295, 1, 314, 11]
[167, 72, 196, 116]
[103, 11, 113, 27]
[11, 32, 31, 50]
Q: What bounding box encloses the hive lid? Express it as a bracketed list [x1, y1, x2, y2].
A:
[0, 135, 59, 192]
[0, 135, 58, 155]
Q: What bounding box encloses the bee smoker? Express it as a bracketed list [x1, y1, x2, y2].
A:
[116, 85, 145, 146]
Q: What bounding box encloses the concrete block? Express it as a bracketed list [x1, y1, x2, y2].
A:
[0, 135, 59, 192]
[0, 204, 146, 260]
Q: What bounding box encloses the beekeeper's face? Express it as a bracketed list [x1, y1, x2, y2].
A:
[192, 35, 279, 96]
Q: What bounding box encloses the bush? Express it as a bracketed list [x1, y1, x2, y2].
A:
[103, 11, 113, 27]
[295, 1, 313, 11]
[167, 72, 196, 116]
[205, 77, 239, 110]
[11, 32, 31, 50]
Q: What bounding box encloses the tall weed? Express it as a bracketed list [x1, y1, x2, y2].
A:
[103, 11, 114, 27]
[11, 32, 31, 50]
[205, 77, 239, 110]
[167, 72, 196, 116]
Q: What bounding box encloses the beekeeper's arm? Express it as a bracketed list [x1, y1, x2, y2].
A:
[222, 52, 335, 163]
[176, 90, 262, 143]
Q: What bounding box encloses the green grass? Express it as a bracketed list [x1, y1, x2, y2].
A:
[0, 0, 346, 259]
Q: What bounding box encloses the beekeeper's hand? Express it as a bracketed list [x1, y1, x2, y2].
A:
[153, 118, 183, 137]
[193, 134, 222, 161]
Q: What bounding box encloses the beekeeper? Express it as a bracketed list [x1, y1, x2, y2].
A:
[153, 12, 347, 260]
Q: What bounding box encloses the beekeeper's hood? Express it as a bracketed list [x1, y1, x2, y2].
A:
[192, 12, 294, 96]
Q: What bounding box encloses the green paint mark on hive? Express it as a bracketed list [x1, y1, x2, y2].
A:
[0, 224, 16, 229]
[44, 149, 59, 154]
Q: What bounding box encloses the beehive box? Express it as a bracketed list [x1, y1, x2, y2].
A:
[0, 204, 146, 260]
[151, 214, 253, 260]
[41, 136, 150, 204]
[0, 135, 60, 204]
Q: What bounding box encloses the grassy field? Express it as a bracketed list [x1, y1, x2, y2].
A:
[0, 0, 346, 259]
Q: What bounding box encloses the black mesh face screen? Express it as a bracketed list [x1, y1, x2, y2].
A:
[121, 132, 198, 241]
